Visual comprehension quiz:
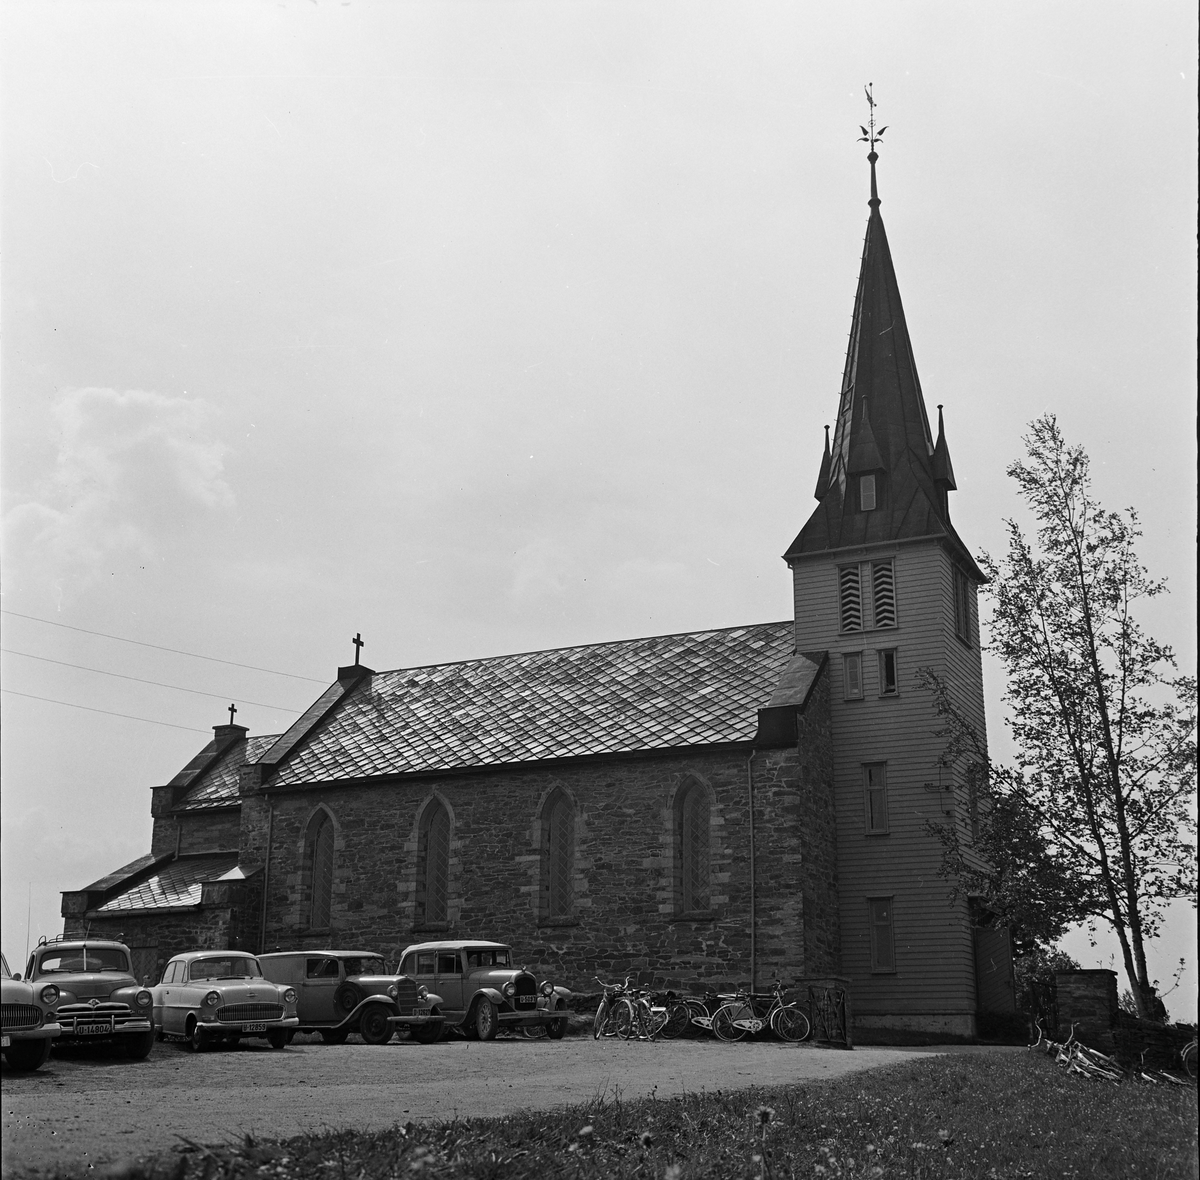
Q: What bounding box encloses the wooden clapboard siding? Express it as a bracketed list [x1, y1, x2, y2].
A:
[792, 538, 984, 1022]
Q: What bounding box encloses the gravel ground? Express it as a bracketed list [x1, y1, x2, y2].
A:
[1, 1032, 985, 1177]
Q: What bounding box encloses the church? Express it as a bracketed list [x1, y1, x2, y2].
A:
[62, 146, 1010, 1037]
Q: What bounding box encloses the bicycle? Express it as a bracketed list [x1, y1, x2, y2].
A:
[712, 981, 811, 1043]
[659, 992, 710, 1039]
[592, 976, 635, 1039]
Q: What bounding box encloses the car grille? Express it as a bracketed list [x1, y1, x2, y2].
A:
[216, 1003, 283, 1023]
[513, 973, 537, 1007]
[2, 1004, 44, 1031]
[56, 1001, 146, 1030]
[393, 978, 418, 1008]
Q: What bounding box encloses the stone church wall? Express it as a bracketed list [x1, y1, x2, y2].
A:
[241, 685, 835, 994]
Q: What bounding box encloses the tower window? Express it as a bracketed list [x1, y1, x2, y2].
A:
[418, 799, 451, 926]
[878, 649, 898, 695]
[872, 560, 896, 628]
[542, 789, 575, 921]
[839, 566, 863, 631]
[304, 810, 335, 930]
[843, 652, 863, 699]
[864, 763, 889, 834]
[860, 473, 877, 512]
[953, 567, 972, 645]
[868, 896, 896, 972]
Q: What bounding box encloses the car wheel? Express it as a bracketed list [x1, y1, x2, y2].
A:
[187, 1021, 208, 1053]
[545, 1014, 567, 1040]
[472, 998, 499, 1041]
[123, 1030, 156, 1060]
[3, 1039, 52, 1071]
[359, 1006, 393, 1045]
[334, 983, 364, 1017]
[410, 1014, 443, 1045]
[320, 1028, 349, 1045]
[266, 1029, 288, 1049]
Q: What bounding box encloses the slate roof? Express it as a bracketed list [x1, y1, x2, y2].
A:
[786, 155, 984, 581]
[95, 853, 241, 913]
[267, 621, 805, 786]
[177, 734, 280, 810]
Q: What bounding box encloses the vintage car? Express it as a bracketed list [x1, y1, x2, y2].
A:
[259, 950, 445, 1045]
[23, 936, 154, 1059]
[398, 940, 569, 1040]
[2, 952, 62, 1071]
[153, 950, 299, 1051]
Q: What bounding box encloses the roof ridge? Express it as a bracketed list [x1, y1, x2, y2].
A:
[369, 619, 795, 677]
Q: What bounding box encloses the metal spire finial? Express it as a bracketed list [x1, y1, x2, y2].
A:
[857, 83, 888, 208]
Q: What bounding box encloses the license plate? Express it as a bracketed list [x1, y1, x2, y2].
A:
[76, 1021, 113, 1036]
[242, 1023, 267, 1032]
[1, 1035, 10, 1047]
[516, 995, 536, 1007]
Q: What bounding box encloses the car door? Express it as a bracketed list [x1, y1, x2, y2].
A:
[433, 950, 465, 1017]
[407, 951, 444, 1016]
[159, 961, 185, 1033]
[301, 957, 340, 1022]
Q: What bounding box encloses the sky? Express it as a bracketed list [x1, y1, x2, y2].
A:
[2, 2, 1195, 1017]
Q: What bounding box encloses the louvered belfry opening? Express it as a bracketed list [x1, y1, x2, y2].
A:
[678, 781, 711, 913]
[839, 565, 863, 631]
[307, 811, 335, 930]
[545, 790, 575, 919]
[872, 560, 896, 627]
[419, 800, 451, 924]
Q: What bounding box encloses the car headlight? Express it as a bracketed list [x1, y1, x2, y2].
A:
[204, 991, 221, 1007]
[40, 984, 59, 1005]
[417, 985, 429, 1001]
[540, 981, 554, 997]
[135, 990, 153, 1008]
[283, 988, 297, 1005]
[502, 981, 515, 998]
[387, 984, 398, 999]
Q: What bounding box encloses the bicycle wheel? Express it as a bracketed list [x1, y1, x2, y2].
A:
[660, 1000, 691, 1039]
[712, 1002, 749, 1042]
[684, 998, 712, 1035]
[643, 1005, 670, 1040]
[770, 1005, 811, 1042]
[593, 998, 610, 1040]
[613, 997, 637, 1040]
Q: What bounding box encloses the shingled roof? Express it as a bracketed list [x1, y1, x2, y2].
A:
[176, 734, 280, 810]
[95, 853, 241, 913]
[262, 621, 812, 786]
[785, 152, 984, 581]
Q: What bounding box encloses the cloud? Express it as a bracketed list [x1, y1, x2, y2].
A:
[3, 387, 234, 596]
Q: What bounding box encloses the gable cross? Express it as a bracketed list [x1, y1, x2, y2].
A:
[352, 632, 364, 666]
[228, 703, 238, 724]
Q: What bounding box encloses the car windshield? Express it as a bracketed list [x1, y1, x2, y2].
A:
[342, 957, 386, 976]
[465, 947, 512, 969]
[1, 953, 11, 979]
[188, 957, 263, 981]
[37, 947, 130, 974]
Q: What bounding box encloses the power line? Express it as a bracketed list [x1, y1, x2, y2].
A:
[1, 689, 211, 734]
[1, 648, 302, 715]
[0, 610, 327, 683]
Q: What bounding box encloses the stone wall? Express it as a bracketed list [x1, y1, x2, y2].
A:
[1055, 969, 1118, 1052]
[242, 684, 837, 995]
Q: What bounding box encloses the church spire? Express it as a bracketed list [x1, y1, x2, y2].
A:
[785, 95, 982, 580]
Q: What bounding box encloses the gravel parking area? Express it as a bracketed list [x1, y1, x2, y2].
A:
[3, 1033, 954, 1177]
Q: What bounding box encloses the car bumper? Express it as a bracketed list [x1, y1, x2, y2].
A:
[56, 1017, 153, 1041]
[387, 1011, 445, 1029]
[1, 1022, 62, 1046]
[196, 1016, 299, 1034]
[498, 1003, 564, 1025]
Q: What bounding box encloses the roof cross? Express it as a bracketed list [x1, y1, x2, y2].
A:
[228, 702, 237, 724]
[352, 632, 364, 666]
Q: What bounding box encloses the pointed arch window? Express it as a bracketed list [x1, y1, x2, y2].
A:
[541, 790, 575, 921]
[676, 781, 711, 914]
[418, 800, 451, 926]
[305, 811, 335, 930]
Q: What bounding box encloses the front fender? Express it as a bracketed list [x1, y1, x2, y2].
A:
[347, 996, 397, 1026]
[474, 987, 506, 1007]
[551, 986, 572, 1000]
[421, 990, 444, 1007]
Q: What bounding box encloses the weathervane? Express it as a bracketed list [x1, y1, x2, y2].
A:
[858, 83, 888, 151]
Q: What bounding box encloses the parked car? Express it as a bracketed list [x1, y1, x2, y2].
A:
[398, 940, 569, 1040]
[259, 950, 445, 1045]
[23, 937, 154, 1059]
[152, 951, 299, 1051]
[2, 952, 62, 1071]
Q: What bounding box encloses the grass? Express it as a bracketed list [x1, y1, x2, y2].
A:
[82, 1052, 1193, 1180]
